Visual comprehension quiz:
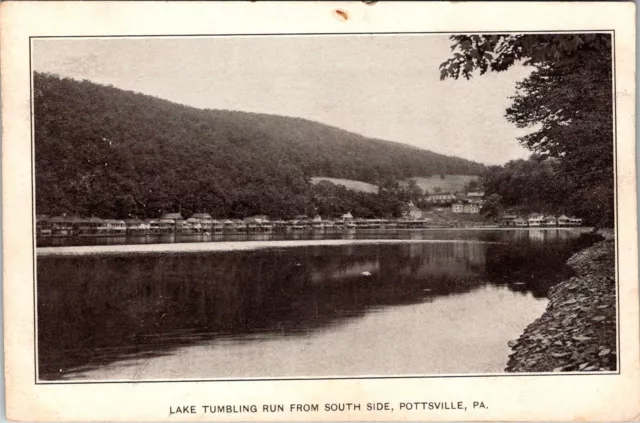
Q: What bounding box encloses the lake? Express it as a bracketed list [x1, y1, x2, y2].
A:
[36, 229, 597, 381]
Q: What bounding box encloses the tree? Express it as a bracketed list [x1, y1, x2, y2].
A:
[464, 178, 482, 193]
[440, 34, 613, 226]
[481, 194, 503, 220]
[405, 179, 423, 203]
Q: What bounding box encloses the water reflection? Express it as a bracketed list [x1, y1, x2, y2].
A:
[37, 228, 590, 247]
[37, 230, 598, 380]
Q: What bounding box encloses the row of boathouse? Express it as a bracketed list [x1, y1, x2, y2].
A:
[36, 211, 584, 237]
[500, 213, 583, 227]
[36, 212, 452, 237]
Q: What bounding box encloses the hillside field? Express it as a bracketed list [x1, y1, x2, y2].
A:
[401, 175, 479, 194]
[309, 177, 379, 194]
[311, 175, 480, 195]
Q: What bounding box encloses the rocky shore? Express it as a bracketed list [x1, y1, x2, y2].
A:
[506, 233, 616, 372]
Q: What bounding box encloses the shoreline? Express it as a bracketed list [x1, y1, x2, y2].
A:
[37, 238, 501, 257]
[505, 231, 616, 372]
[36, 227, 593, 256]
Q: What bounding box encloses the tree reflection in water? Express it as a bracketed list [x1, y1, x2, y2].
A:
[37, 230, 599, 380]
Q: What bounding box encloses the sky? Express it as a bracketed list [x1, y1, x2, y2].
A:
[33, 35, 534, 165]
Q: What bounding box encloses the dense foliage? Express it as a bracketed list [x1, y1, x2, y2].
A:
[34, 73, 484, 219]
[481, 157, 571, 214]
[441, 34, 614, 226]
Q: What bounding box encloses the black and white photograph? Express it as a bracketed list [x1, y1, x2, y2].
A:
[31, 32, 619, 383]
[3, 2, 638, 421]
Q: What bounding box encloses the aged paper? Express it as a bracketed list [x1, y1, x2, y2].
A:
[2, 1, 638, 421]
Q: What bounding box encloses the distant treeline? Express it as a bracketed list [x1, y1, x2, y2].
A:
[34, 73, 485, 219]
[481, 156, 613, 226]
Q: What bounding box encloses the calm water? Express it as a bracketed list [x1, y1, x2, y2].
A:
[37, 229, 598, 381]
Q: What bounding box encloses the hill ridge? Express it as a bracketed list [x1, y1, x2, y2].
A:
[34, 72, 485, 219]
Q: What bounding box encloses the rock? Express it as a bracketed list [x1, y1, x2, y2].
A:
[505, 240, 616, 373]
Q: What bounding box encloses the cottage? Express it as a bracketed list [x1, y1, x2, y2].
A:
[403, 202, 423, 220]
[185, 217, 203, 233]
[463, 203, 481, 214]
[50, 216, 75, 236]
[528, 213, 545, 227]
[232, 219, 247, 232]
[191, 213, 213, 231]
[141, 219, 154, 233]
[150, 219, 173, 234]
[243, 218, 260, 232]
[287, 219, 307, 231]
[466, 191, 485, 199]
[36, 215, 52, 236]
[341, 212, 354, 221]
[271, 220, 288, 232]
[425, 192, 457, 204]
[122, 218, 143, 234]
[323, 220, 336, 229]
[311, 215, 326, 230]
[251, 215, 269, 223]
[253, 216, 273, 232]
[452, 200, 481, 214]
[73, 217, 102, 235]
[557, 215, 570, 226]
[514, 217, 528, 227]
[544, 215, 557, 226]
[211, 219, 224, 233]
[568, 217, 583, 226]
[104, 219, 126, 234]
[500, 214, 518, 227]
[222, 219, 236, 232]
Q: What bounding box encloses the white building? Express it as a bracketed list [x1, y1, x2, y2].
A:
[528, 213, 545, 227]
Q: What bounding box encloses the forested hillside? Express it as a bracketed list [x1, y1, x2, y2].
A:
[34, 73, 484, 219]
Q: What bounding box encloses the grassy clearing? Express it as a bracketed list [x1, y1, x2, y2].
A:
[309, 177, 379, 193]
[401, 175, 479, 194]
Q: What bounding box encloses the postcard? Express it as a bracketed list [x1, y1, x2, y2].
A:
[2, 1, 638, 421]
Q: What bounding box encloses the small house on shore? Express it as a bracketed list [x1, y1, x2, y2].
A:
[452, 200, 481, 214]
[425, 192, 457, 205]
[211, 219, 223, 232]
[528, 213, 545, 227]
[191, 213, 213, 231]
[36, 215, 52, 236]
[185, 217, 203, 233]
[50, 216, 74, 235]
[403, 203, 423, 220]
[500, 214, 518, 227]
[123, 218, 150, 234]
[514, 217, 528, 227]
